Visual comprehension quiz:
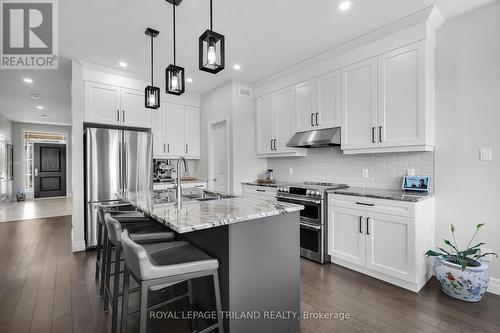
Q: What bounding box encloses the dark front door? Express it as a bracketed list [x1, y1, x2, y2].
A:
[34, 143, 67, 198]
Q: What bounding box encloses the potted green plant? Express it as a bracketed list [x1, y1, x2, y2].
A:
[426, 224, 497, 302]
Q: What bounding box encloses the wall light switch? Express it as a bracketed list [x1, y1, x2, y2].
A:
[362, 168, 369, 178]
[407, 168, 416, 176]
[480, 148, 492, 161]
[288, 167, 293, 176]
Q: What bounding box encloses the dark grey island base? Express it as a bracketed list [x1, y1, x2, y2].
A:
[177, 211, 300, 333]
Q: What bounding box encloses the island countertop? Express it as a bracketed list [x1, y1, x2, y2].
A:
[120, 190, 304, 233]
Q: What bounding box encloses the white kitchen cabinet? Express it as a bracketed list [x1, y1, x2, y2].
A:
[329, 207, 366, 267]
[341, 57, 378, 150]
[152, 105, 166, 157]
[295, 80, 317, 132]
[365, 212, 414, 282]
[184, 106, 200, 158]
[341, 41, 434, 154]
[328, 193, 435, 292]
[164, 103, 185, 157]
[317, 70, 341, 129]
[84, 82, 121, 125]
[256, 88, 307, 157]
[84, 82, 151, 128]
[120, 88, 152, 128]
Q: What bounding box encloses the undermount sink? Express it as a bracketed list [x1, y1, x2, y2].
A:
[182, 189, 237, 202]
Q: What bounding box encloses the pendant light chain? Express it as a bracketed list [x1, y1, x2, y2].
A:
[173, 4, 176, 65]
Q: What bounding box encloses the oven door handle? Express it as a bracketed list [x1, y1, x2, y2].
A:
[300, 222, 322, 231]
[277, 196, 322, 205]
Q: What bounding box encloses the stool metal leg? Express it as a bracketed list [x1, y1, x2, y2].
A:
[213, 271, 224, 333]
[104, 240, 113, 313]
[95, 221, 103, 280]
[121, 266, 130, 333]
[111, 246, 122, 333]
[100, 228, 109, 297]
[187, 280, 197, 332]
[139, 282, 148, 333]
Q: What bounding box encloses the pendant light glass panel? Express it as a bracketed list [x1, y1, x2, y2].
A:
[199, 29, 225, 73]
[166, 64, 185, 95]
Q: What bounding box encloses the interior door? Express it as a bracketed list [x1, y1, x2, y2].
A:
[329, 207, 365, 266]
[34, 143, 66, 198]
[164, 103, 185, 157]
[377, 42, 425, 147]
[273, 87, 296, 151]
[120, 88, 152, 128]
[295, 80, 317, 132]
[212, 123, 229, 193]
[365, 212, 415, 282]
[341, 57, 378, 149]
[256, 95, 273, 154]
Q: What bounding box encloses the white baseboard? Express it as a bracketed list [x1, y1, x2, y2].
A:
[488, 277, 500, 296]
[72, 240, 86, 252]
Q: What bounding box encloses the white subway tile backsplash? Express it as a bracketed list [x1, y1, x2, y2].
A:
[267, 148, 435, 190]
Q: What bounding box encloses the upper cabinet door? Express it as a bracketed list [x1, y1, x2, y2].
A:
[184, 106, 200, 158]
[164, 103, 185, 157]
[318, 71, 341, 129]
[273, 87, 296, 151]
[295, 80, 317, 132]
[256, 95, 274, 154]
[341, 58, 378, 150]
[120, 88, 152, 128]
[84, 82, 120, 125]
[378, 42, 425, 147]
[151, 104, 166, 157]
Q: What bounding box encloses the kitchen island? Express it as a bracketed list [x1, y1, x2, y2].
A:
[121, 190, 303, 333]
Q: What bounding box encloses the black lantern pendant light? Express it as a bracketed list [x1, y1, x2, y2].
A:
[145, 28, 160, 109]
[199, 0, 225, 73]
[165, 1, 185, 95]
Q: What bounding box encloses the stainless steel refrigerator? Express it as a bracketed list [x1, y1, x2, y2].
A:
[84, 127, 152, 248]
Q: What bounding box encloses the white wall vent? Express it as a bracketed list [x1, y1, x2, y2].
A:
[239, 86, 252, 98]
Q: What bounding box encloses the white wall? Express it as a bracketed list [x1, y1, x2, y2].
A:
[11, 122, 72, 197]
[268, 150, 434, 190]
[0, 113, 12, 139]
[435, 2, 500, 282]
[199, 80, 266, 194]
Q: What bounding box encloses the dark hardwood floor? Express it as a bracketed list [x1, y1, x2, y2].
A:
[1, 216, 499, 333]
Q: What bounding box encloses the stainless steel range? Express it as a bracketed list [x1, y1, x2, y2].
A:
[276, 182, 349, 264]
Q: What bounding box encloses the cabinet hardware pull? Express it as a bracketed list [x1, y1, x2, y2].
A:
[366, 217, 370, 235]
[185, 144, 188, 154]
[194, 185, 204, 188]
[167, 144, 170, 153]
[359, 216, 363, 234]
[379, 126, 383, 142]
[315, 113, 319, 126]
[273, 139, 277, 151]
[372, 127, 376, 143]
[270, 139, 274, 151]
[356, 202, 375, 206]
[311, 113, 314, 127]
[163, 143, 166, 153]
[122, 110, 125, 122]
[117, 109, 120, 122]
[256, 189, 266, 192]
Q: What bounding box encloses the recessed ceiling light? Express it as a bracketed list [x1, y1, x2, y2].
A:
[119, 62, 128, 68]
[36, 105, 44, 110]
[31, 93, 41, 100]
[339, 1, 351, 11]
[23, 78, 33, 84]
[233, 64, 241, 70]
[40, 113, 48, 118]
[186, 78, 193, 83]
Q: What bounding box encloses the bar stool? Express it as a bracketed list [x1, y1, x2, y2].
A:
[95, 203, 149, 296]
[121, 230, 224, 333]
[104, 213, 175, 333]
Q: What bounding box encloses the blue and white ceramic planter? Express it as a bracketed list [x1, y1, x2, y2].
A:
[434, 255, 489, 302]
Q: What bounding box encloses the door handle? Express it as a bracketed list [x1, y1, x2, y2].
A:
[372, 127, 376, 143]
[356, 202, 375, 206]
[379, 126, 383, 142]
[315, 113, 319, 126]
[34, 168, 39, 177]
[311, 113, 314, 127]
[122, 110, 125, 123]
[359, 216, 363, 234]
[366, 217, 370, 235]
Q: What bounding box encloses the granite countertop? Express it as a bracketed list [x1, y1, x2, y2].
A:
[328, 187, 434, 202]
[120, 190, 303, 233]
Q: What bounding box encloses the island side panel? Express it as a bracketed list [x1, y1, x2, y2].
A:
[228, 211, 301, 333]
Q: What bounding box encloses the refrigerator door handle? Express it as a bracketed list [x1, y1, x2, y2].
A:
[118, 141, 123, 191]
[123, 142, 127, 191]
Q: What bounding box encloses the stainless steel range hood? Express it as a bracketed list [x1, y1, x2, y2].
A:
[287, 127, 341, 148]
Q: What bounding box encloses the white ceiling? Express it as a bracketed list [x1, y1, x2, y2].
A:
[0, 0, 497, 125]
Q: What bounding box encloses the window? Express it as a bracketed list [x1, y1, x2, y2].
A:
[23, 131, 67, 193]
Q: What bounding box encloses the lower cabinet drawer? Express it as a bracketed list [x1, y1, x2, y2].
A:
[242, 185, 277, 199]
[328, 194, 415, 218]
